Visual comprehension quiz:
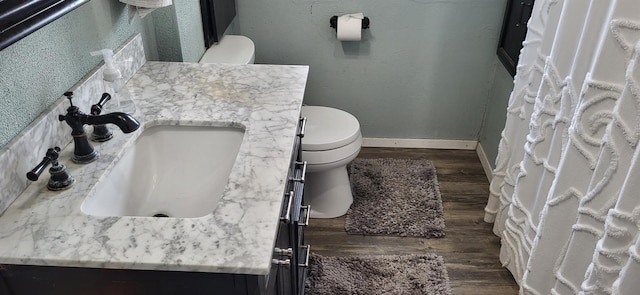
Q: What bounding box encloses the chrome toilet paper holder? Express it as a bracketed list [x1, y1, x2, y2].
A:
[330, 15, 370, 31]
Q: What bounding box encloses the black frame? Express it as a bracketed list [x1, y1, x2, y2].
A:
[497, 0, 535, 76]
[200, 0, 217, 47]
[200, 0, 236, 48]
[0, 0, 90, 51]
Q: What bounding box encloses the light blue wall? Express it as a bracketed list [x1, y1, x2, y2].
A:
[152, 7, 182, 61]
[175, 3, 206, 62]
[153, 3, 206, 62]
[0, 0, 513, 150]
[0, 1, 158, 149]
[479, 56, 514, 169]
[236, 0, 507, 140]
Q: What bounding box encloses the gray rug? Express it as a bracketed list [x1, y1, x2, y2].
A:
[304, 253, 452, 295]
[345, 158, 445, 238]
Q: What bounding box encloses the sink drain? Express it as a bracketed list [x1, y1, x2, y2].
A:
[152, 212, 170, 218]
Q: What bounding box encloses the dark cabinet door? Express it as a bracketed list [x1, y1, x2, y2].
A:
[0, 273, 11, 295]
[497, 0, 535, 76]
[0, 265, 250, 295]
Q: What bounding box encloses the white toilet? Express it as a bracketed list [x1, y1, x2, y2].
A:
[199, 35, 363, 219]
[300, 106, 362, 218]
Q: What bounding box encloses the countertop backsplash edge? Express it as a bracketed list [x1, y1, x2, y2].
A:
[0, 34, 146, 215]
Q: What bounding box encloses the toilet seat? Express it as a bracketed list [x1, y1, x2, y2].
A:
[302, 134, 362, 166]
[301, 106, 360, 151]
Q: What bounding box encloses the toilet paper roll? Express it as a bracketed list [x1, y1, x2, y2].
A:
[337, 13, 363, 41]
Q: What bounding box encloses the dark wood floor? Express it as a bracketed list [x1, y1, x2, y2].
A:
[305, 148, 519, 295]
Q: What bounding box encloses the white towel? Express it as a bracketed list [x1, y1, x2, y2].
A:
[120, 0, 173, 23]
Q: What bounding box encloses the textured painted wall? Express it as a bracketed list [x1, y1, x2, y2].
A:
[236, 0, 506, 140]
[153, 3, 205, 62]
[175, 2, 206, 62]
[479, 57, 514, 168]
[152, 7, 182, 61]
[0, 1, 157, 149]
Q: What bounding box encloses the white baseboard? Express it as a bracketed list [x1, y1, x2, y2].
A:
[476, 143, 494, 182]
[362, 137, 478, 150]
[362, 137, 494, 181]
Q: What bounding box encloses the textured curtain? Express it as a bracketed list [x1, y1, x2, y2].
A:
[484, 0, 640, 294]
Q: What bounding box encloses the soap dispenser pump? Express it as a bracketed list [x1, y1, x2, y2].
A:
[90, 49, 136, 114]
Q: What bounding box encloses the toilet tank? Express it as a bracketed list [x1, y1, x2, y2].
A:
[199, 35, 255, 64]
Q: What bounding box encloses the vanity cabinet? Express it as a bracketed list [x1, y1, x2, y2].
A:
[0, 118, 310, 295]
[268, 116, 310, 295]
[0, 274, 9, 294]
[0, 266, 265, 294]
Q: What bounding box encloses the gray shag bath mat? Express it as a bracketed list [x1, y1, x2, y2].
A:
[345, 158, 445, 238]
[304, 253, 452, 295]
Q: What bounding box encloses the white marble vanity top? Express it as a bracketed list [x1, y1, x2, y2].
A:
[0, 61, 309, 275]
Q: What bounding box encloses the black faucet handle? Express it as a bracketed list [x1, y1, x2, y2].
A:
[61, 91, 80, 116]
[46, 146, 61, 161]
[91, 93, 111, 115]
[26, 147, 75, 190]
[27, 147, 61, 181]
[58, 93, 82, 123]
[63, 91, 75, 107]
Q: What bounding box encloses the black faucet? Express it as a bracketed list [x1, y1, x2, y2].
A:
[91, 93, 114, 142]
[58, 91, 141, 164]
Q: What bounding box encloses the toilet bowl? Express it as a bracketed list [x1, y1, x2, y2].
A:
[301, 106, 362, 218]
[199, 35, 362, 219]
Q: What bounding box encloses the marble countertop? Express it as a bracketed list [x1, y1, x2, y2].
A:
[0, 61, 309, 275]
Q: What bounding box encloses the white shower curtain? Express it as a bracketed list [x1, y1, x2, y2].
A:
[485, 0, 640, 294]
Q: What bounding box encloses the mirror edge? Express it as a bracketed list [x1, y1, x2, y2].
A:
[0, 0, 91, 51]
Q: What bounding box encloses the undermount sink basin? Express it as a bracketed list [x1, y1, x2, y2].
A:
[81, 124, 245, 218]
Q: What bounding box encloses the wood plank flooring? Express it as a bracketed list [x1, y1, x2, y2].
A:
[304, 148, 519, 295]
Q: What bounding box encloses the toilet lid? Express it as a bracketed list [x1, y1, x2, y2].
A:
[301, 106, 361, 151]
